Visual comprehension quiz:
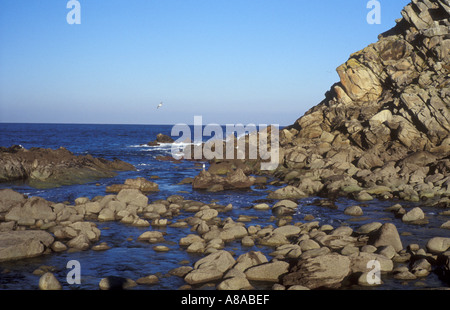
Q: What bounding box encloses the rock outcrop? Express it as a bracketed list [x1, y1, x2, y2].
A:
[0, 146, 136, 188]
[276, 0, 450, 203]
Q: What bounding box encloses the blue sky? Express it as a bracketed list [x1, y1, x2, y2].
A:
[0, 0, 410, 125]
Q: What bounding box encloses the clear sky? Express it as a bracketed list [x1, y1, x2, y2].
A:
[0, 0, 410, 126]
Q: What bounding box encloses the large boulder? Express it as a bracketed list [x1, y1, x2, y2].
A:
[244, 261, 290, 282]
[0, 188, 26, 213]
[0, 230, 54, 262]
[368, 223, 403, 252]
[282, 253, 351, 289]
[184, 250, 235, 285]
[5, 196, 56, 225]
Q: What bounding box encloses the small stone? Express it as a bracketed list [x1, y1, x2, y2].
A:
[241, 236, 255, 247]
[355, 191, 373, 201]
[426, 237, 450, 253]
[358, 271, 382, 286]
[356, 222, 382, 234]
[99, 276, 137, 290]
[402, 207, 425, 223]
[169, 266, 193, 277]
[377, 245, 396, 259]
[39, 272, 62, 290]
[195, 209, 218, 221]
[344, 205, 363, 216]
[92, 242, 111, 251]
[299, 239, 321, 251]
[407, 244, 420, 252]
[136, 275, 159, 285]
[440, 221, 450, 229]
[303, 214, 315, 221]
[186, 241, 205, 253]
[253, 203, 270, 211]
[153, 245, 170, 252]
[217, 277, 253, 290]
[361, 245, 377, 253]
[410, 258, 431, 277]
[287, 285, 310, 290]
[51, 241, 68, 252]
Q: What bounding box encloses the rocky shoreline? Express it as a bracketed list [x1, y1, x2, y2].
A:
[1, 182, 449, 290]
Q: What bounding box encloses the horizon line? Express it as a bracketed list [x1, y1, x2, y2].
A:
[0, 121, 290, 127]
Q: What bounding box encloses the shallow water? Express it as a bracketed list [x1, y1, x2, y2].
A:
[0, 123, 449, 290]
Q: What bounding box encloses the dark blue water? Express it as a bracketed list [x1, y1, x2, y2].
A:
[0, 123, 448, 290]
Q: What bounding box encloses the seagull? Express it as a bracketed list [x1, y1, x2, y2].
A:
[157, 102, 163, 109]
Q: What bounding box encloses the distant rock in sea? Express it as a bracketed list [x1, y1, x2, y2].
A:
[0, 146, 136, 188]
[147, 133, 175, 146]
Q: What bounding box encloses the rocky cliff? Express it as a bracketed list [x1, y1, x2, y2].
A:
[277, 0, 450, 203]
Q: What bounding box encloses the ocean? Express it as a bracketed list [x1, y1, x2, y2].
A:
[0, 123, 448, 290]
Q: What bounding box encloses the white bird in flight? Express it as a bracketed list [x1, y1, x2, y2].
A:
[157, 102, 163, 109]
